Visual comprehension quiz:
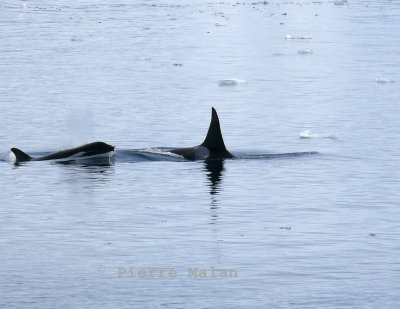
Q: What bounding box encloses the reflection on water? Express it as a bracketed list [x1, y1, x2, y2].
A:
[204, 159, 225, 224]
[54, 155, 115, 167]
[204, 159, 225, 196]
[53, 160, 115, 187]
[13, 159, 114, 166]
[1, 0, 400, 308]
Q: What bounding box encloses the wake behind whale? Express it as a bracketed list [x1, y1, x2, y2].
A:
[114, 148, 317, 163]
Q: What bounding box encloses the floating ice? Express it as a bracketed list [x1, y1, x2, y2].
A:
[136, 57, 152, 61]
[285, 34, 312, 40]
[376, 77, 395, 84]
[218, 79, 246, 86]
[333, 0, 348, 5]
[299, 130, 338, 140]
[298, 49, 313, 55]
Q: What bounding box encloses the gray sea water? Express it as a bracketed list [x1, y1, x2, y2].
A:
[1, 0, 400, 308]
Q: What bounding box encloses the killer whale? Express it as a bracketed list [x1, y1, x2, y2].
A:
[11, 141, 114, 163]
[170, 108, 235, 160]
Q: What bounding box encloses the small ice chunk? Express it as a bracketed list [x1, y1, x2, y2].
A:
[218, 79, 246, 86]
[215, 23, 225, 26]
[136, 57, 152, 61]
[285, 34, 312, 40]
[298, 49, 313, 55]
[299, 130, 338, 140]
[376, 77, 395, 84]
[334, 0, 348, 5]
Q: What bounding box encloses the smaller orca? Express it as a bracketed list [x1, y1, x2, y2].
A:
[171, 108, 235, 160]
[11, 141, 114, 163]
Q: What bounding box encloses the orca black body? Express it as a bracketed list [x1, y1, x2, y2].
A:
[170, 108, 235, 160]
[11, 142, 114, 163]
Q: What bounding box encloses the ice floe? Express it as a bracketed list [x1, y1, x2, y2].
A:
[376, 77, 395, 84]
[285, 34, 312, 40]
[218, 79, 246, 86]
[333, 0, 348, 6]
[298, 49, 313, 55]
[299, 130, 338, 140]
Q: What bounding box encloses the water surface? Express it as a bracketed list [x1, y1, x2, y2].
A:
[1, 1, 400, 308]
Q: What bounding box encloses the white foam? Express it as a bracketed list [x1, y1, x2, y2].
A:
[139, 148, 180, 157]
[2, 151, 15, 162]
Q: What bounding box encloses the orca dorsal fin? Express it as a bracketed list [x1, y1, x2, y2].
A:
[201, 107, 228, 151]
[11, 148, 32, 162]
